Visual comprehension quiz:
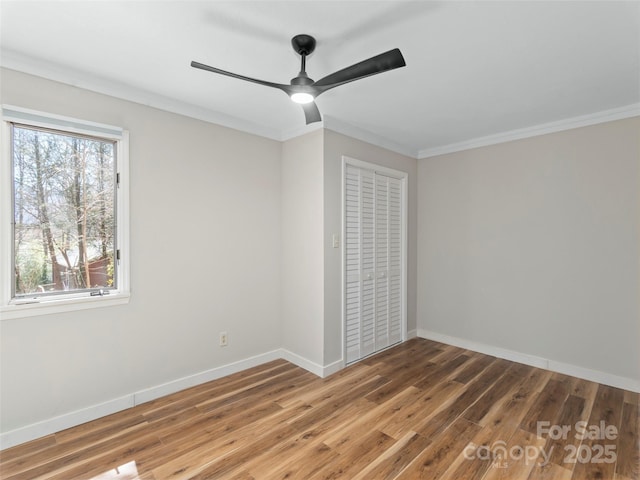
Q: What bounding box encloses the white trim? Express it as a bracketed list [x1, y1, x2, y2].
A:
[342, 156, 409, 181]
[2, 105, 124, 138]
[0, 120, 14, 318]
[418, 103, 640, 159]
[0, 394, 134, 451]
[341, 157, 409, 364]
[5, 52, 638, 161]
[0, 108, 131, 320]
[418, 329, 640, 393]
[280, 121, 324, 142]
[0, 348, 345, 450]
[279, 349, 326, 378]
[341, 157, 347, 372]
[3, 52, 415, 158]
[0, 52, 282, 142]
[325, 116, 416, 159]
[0, 293, 130, 320]
[322, 358, 346, 378]
[132, 349, 284, 405]
[116, 130, 131, 305]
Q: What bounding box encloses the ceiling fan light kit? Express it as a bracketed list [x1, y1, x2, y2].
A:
[290, 92, 315, 104]
[191, 34, 406, 124]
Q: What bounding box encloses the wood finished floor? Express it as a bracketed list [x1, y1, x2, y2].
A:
[1, 338, 638, 480]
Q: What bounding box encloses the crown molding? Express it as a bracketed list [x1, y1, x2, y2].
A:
[0, 49, 283, 142]
[279, 121, 324, 142]
[4, 50, 638, 159]
[1, 50, 416, 157]
[418, 103, 640, 159]
[322, 115, 418, 158]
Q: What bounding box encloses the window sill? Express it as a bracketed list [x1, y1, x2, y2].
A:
[0, 292, 130, 320]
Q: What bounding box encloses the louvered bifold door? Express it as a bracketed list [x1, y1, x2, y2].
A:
[345, 164, 376, 363]
[387, 175, 403, 345]
[375, 175, 390, 350]
[345, 163, 404, 364]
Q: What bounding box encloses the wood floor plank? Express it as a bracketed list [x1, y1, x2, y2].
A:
[439, 424, 507, 480]
[452, 353, 496, 384]
[412, 352, 473, 390]
[364, 353, 438, 404]
[0, 338, 636, 480]
[1, 422, 151, 479]
[379, 380, 464, 440]
[415, 359, 511, 440]
[229, 422, 332, 478]
[624, 391, 640, 407]
[482, 427, 546, 480]
[462, 362, 530, 425]
[395, 417, 482, 479]
[527, 460, 574, 480]
[308, 429, 395, 480]
[287, 376, 390, 433]
[520, 378, 570, 435]
[55, 410, 148, 446]
[616, 401, 639, 480]
[13, 433, 162, 480]
[258, 441, 339, 479]
[543, 394, 587, 469]
[0, 435, 56, 464]
[490, 368, 554, 433]
[571, 384, 624, 480]
[322, 390, 417, 450]
[194, 364, 308, 414]
[442, 370, 556, 480]
[44, 435, 163, 480]
[275, 362, 375, 409]
[429, 344, 466, 365]
[182, 423, 300, 480]
[349, 430, 432, 480]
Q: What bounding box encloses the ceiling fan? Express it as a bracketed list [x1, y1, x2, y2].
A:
[191, 34, 406, 125]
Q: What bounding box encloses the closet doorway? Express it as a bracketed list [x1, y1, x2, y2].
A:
[343, 157, 407, 364]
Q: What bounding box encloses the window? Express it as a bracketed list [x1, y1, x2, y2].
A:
[1, 106, 129, 318]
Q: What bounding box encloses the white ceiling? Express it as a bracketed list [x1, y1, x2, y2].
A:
[1, 1, 639, 158]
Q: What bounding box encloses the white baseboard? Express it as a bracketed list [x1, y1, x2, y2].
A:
[133, 349, 283, 405]
[0, 394, 134, 451]
[279, 349, 344, 378]
[322, 358, 346, 377]
[279, 349, 325, 377]
[0, 348, 346, 450]
[418, 328, 640, 393]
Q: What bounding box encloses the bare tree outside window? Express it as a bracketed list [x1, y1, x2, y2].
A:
[12, 124, 117, 297]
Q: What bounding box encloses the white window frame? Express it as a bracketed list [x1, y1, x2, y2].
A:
[0, 106, 130, 320]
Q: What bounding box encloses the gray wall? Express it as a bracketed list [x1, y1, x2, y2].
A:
[281, 130, 325, 366]
[417, 117, 640, 381]
[323, 129, 418, 365]
[3, 65, 636, 442]
[0, 68, 283, 433]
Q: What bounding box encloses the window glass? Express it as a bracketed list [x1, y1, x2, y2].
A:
[12, 124, 117, 298]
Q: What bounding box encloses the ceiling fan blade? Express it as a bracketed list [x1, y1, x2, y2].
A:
[312, 48, 405, 94]
[191, 61, 292, 94]
[302, 101, 322, 124]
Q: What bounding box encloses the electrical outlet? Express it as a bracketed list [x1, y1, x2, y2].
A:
[219, 332, 228, 347]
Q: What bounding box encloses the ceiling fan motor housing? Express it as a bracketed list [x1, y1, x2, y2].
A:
[291, 34, 316, 56]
